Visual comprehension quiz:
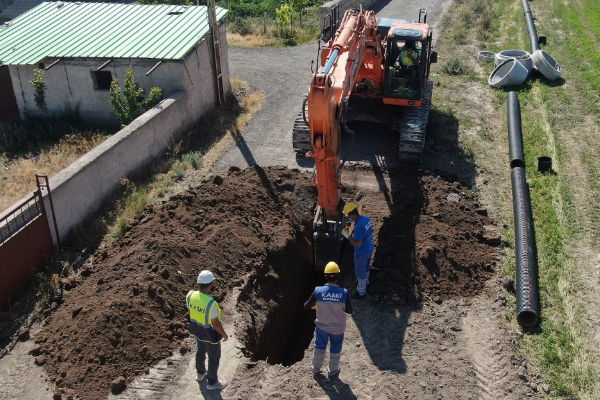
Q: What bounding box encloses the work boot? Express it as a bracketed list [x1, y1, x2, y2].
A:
[327, 368, 340, 379]
[206, 379, 228, 391]
[196, 372, 206, 382]
[351, 292, 366, 300]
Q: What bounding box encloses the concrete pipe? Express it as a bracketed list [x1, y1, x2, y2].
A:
[488, 58, 529, 88]
[494, 49, 534, 77]
[478, 51, 496, 63]
[532, 49, 562, 81]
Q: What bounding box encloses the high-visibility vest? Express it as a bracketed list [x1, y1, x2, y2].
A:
[186, 290, 222, 343]
[400, 49, 418, 67]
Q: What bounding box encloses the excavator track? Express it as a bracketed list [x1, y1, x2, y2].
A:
[397, 80, 433, 163]
[292, 96, 312, 155]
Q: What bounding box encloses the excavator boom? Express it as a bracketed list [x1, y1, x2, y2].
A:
[300, 8, 436, 269]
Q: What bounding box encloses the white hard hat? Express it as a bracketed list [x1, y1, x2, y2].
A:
[197, 270, 215, 284]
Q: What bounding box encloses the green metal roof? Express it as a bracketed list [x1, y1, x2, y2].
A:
[0, 2, 228, 65]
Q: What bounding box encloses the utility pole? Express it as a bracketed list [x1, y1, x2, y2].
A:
[206, 0, 225, 107]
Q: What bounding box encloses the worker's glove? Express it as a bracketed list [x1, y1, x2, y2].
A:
[342, 228, 350, 239]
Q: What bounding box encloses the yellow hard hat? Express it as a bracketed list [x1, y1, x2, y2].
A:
[343, 203, 358, 216]
[324, 262, 341, 274]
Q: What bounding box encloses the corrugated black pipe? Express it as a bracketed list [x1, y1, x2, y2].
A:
[521, 0, 541, 53]
[511, 167, 540, 327]
[508, 92, 525, 168]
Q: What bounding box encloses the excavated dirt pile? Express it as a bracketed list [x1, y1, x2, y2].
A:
[31, 165, 500, 400]
[357, 167, 500, 308]
[33, 166, 316, 400]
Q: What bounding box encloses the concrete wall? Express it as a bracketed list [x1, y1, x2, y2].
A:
[41, 90, 187, 245]
[9, 60, 185, 125]
[319, 0, 378, 32]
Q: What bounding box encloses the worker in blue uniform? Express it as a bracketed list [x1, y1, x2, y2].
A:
[304, 262, 353, 378]
[342, 203, 374, 299]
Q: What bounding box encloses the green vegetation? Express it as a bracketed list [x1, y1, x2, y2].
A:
[436, 0, 600, 397]
[441, 57, 469, 75]
[30, 69, 47, 116]
[137, 0, 321, 46]
[109, 66, 164, 127]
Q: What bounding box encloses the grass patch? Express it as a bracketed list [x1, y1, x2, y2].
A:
[441, 57, 470, 75]
[226, 10, 320, 47]
[434, 0, 600, 397]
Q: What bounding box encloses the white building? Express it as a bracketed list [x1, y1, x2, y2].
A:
[0, 1, 230, 125]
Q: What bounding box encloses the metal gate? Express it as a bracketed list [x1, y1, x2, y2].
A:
[0, 175, 58, 310]
[321, 4, 340, 42]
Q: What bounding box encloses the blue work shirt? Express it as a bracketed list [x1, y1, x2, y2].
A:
[353, 215, 373, 256]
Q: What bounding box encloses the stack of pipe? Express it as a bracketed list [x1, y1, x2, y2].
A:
[521, 0, 562, 81]
[507, 91, 540, 327]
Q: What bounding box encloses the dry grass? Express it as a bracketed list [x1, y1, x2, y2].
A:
[199, 80, 263, 175]
[227, 32, 281, 48]
[0, 131, 109, 212]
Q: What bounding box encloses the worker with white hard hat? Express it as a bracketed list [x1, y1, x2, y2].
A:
[186, 270, 229, 391]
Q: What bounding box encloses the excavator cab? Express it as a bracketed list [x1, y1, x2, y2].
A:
[380, 10, 437, 106]
[388, 38, 423, 97]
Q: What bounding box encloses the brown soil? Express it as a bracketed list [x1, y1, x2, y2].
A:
[31, 163, 501, 399]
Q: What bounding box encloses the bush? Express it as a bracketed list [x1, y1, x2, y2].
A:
[109, 66, 164, 128]
[275, 3, 295, 41]
[442, 57, 469, 75]
[230, 17, 252, 35]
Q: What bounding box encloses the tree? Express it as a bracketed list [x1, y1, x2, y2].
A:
[275, 4, 295, 41]
[290, 0, 310, 25]
[109, 66, 164, 127]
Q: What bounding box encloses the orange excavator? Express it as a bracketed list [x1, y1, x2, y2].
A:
[293, 8, 437, 268]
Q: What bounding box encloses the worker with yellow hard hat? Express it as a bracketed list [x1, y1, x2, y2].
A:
[342, 202, 373, 299]
[304, 261, 353, 379]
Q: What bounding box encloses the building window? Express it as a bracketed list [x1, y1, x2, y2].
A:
[92, 70, 113, 90]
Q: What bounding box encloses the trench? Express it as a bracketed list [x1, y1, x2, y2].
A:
[236, 222, 352, 366]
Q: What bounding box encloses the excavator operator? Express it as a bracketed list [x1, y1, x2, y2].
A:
[394, 41, 420, 88]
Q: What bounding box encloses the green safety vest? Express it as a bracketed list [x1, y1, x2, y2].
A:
[186, 290, 223, 343]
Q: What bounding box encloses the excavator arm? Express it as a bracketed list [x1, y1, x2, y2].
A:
[306, 9, 382, 269]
